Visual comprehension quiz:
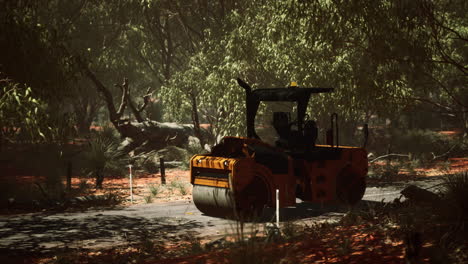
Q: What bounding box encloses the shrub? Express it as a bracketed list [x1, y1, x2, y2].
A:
[99, 124, 120, 142]
[132, 150, 159, 174]
[148, 184, 163, 197]
[83, 135, 127, 189]
[170, 180, 188, 195]
[443, 172, 468, 222]
[144, 195, 153, 203]
[71, 193, 122, 207]
[390, 129, 453, 160]
[280, 221, 303, 241]
[368, 162, 402, 181]
[157, 146, 188, 161]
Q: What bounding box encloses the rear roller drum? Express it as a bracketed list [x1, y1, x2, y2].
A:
[336, 168, 366, 205]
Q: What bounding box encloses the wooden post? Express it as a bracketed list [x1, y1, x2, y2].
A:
[66, 161, 72, 192]
[160, 158, 166, 185]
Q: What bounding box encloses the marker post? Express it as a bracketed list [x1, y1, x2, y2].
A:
[276, 189, 279, 228]
[128, 165, 133, 203]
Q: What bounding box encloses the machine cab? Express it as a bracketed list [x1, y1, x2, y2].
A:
[237, 78, 332, 153]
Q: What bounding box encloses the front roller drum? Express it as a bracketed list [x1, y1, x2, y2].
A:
[192, 185, 237, 217]
[193, 177, 270, 219]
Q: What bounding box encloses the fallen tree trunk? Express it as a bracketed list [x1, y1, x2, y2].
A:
[400, 185, 442, 205]
[117, 120, 196, 153]
[76, 57, 207, 153]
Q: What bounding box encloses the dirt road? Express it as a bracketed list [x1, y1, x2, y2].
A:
[0, 176, 443, 256]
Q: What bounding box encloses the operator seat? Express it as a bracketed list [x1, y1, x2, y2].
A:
[272, 112, 291, 148]
[304, 120, 318, 150]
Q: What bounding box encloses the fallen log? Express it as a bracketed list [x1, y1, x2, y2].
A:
[400, 185, 442, 205]
[76, 57, 210, 153]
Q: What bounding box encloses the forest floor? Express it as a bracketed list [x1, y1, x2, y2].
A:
[0, 157, 467, 263]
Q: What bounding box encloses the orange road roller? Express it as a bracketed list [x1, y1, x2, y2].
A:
[190, 79, 368, 218]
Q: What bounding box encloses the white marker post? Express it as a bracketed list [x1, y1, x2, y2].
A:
[128, 165, 133, 203]
[276, 189, 280, 228]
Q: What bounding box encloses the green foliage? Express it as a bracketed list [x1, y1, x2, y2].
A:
[157, 146, 194, 170]
[0, 145, 71, 208]
[148, 184, 163, 197]
[162, 0, 467, 138]
[443, 172, 468, 222]
[368, 162, 402, 181]
[97, 124, 120, 143]
[404, 158, 424, 176]
[280, 221, 302, 241]
[132, 150, 159, 174]
[395, 129, 446, 154]
[83, 134, 127, 188]
[0, 79, 49, 143]
[0, 78, 78, 144]
[143, 195, 153, 203]
[0, 2, 74, 101]
[78, 180, 89, 193]
[2, 0, 467, 146]
[157, 146, 188, 161]
[391, 129, 454, 160]
[71, 193, 122, 207]
[169, 180, 188, 195]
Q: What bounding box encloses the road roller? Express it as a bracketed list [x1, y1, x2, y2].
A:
[190, 78, 368, 218]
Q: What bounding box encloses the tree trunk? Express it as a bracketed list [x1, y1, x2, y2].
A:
[76, 57, 202, 153]
[95, 168, 104, 189]
[189, 91, 205, 149]
[76, 111, 95, 135]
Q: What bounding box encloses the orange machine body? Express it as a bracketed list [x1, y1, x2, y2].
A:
[190, 136, 367, 208]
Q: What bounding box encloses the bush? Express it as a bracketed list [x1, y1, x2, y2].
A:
[144, 195, 153, 203]
[132, 150, 160, 173]
[390, 129, 455, 160]
[98, 124, 120, 143]
[157, 146, 191, 169]
[148, 184, 163, 197]
[443, 172, 468, 222]
[83, 135, 127, 188]
[368, 162, 402, 181]
[169, 180, 188, 195]
[157, 146, 188, 161]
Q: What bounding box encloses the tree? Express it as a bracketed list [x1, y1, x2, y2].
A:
[162, 0, 467, 141]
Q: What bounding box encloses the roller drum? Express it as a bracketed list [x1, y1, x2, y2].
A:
[192, 185, 237, 217]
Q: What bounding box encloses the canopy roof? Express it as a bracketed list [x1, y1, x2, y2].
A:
[250, 87, 333, 102]
[236, 78, 334, 139]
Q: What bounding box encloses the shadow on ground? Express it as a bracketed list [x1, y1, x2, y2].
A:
[0, 213, 203, 256]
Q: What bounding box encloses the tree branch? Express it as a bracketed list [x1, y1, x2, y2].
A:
[75, 56, 121, 123]
[431, 144, 458, 160]
[122, 80, 144, 123]
[115, 78, 129, 117]
[370, 154, 410, 163]
[137, 87, 153, 113]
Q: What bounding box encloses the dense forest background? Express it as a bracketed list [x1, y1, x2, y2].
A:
[0, 0, 466, 149]
[1, 2, 467, 262]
